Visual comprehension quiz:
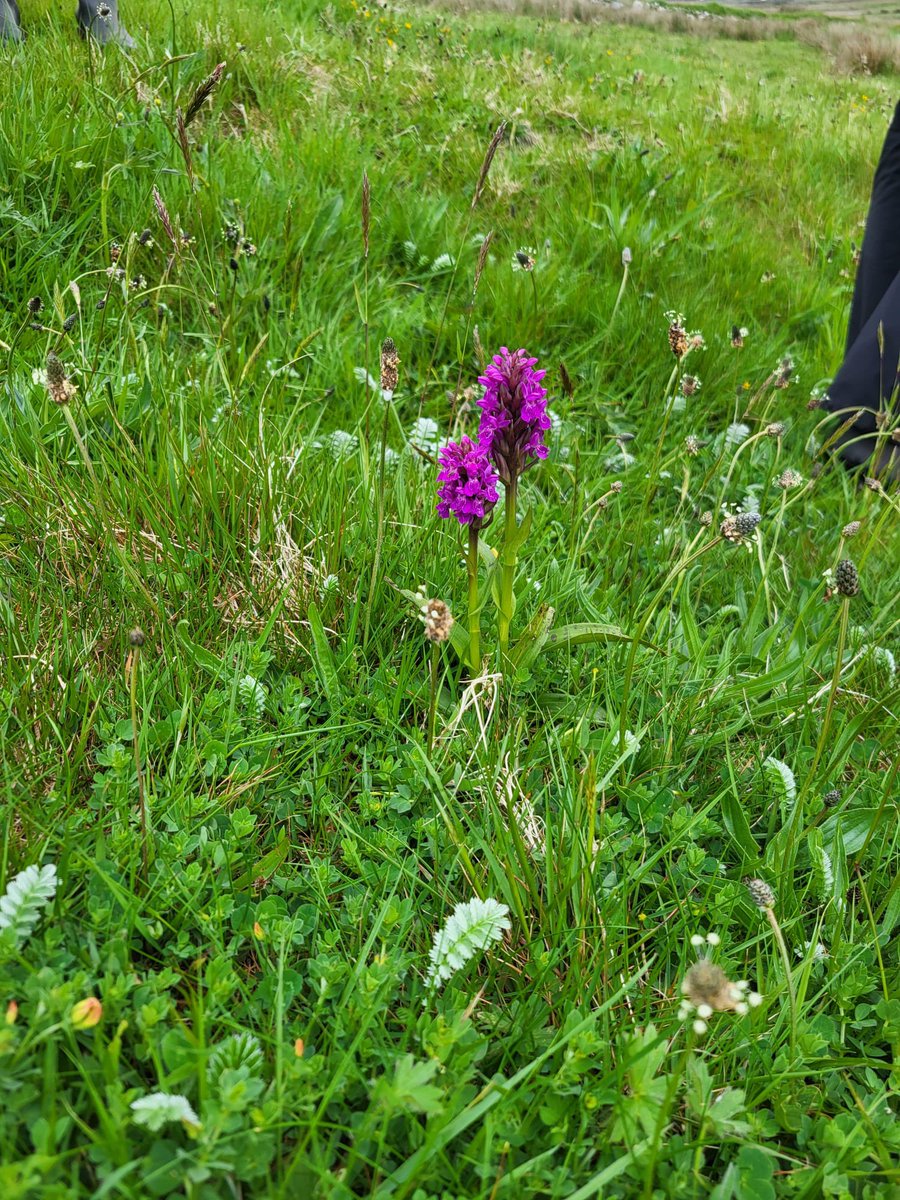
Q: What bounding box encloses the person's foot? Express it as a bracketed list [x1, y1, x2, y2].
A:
[0, 0, 23, 41]
[76, 0, 134, 47]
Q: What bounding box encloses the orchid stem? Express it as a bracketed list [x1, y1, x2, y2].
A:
[498, 477, 518, 667]
[467, 526, 482, 675]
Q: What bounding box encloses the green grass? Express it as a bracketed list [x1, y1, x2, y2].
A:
[1, 1, 899, 1197]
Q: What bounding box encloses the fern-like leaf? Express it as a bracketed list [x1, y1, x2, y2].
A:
[130, 1092, 201, 1131]
[425, 897, 510, 991]
[0, 863, 57, 949]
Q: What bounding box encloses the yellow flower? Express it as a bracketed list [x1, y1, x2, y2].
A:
[71, 998, 103, 1029]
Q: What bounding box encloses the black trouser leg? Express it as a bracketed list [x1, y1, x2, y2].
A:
[0, 0, 23, 40]
[824, 102, 900, 477]
[76, 0, 134, 46]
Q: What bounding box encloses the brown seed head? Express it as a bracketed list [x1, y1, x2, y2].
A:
[45, 353, 77, 406]
[380, 337, 400, 394]
[184, 61, 226, 127]
[668, 320, 689, 360]
[129, 627, 146, 648]
[421, 599, 454, 643]
[681, 960, 743, 1012]
[835, 558, 859, 598]
[841, 521, 860, 539]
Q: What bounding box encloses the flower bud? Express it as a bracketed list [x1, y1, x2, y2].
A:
[71, 997, 103, 1029]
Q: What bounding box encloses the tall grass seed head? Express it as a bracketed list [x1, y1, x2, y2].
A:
[842, 521, 861, 538]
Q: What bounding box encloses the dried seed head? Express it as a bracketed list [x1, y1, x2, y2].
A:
[745, 878, 776, 910]
[765, 422, 785, 438]
[777, 468, 803, 490]
[835, 558, 859, 598]
[183, 61, 226, 128]
[681, 960, 743, 1012]
[380, 337, 400, 394]
[864, 476, 883, 494]
[472, 121, 507, 210]
[473, 231, 493, 293]
[668, 318, 689, 360]
[153, 187, 177, 247]
[823, 787, 841, 807]
[731, 324, 746, 348]
[721, 511, 761, 543]
[807, 395, 823, 411]
[129, 627, 146, 647]
[420, 599, 454, 643]
[45, 353, 77, 406]
[684, 434, 701, 456]
[110, 241, 122, 263]
[699, 510, 713, 527]
[610, 480, 623, 493]
[27, 296, 43, 315]
[841, 521, 860, 538]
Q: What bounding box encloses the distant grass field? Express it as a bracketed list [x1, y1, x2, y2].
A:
[1, 1, 898, 1197]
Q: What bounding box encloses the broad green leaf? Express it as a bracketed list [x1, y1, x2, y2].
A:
[508, 604, 555, 675]
[307, 602, 341, 708]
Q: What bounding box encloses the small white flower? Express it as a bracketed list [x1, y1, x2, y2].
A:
[706, 932, 721, 947]
[690, 934, 705, 947]
[692, 1019, 707, 1035]
[748, 992, 763, 1007]
[697, 1003, 713, 1019]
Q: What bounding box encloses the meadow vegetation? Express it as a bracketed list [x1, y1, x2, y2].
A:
[1, 0, 898, 1196]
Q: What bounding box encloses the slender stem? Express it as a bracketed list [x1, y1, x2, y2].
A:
[619, 534, 720, 758]
[498, 476, 518, 665]
[765, 906, 797, 1060]
[609, 261, 629, 327]
[807, 597, 850, 787]
[129, 642, 149, 880]
[426, 642, 439, 755]
[61, 405, 100, 489]
[467, 527, 481, 674]
[363, 391, 392, 649]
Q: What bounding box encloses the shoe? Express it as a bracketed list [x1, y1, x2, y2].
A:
[77, 0, 134, 47]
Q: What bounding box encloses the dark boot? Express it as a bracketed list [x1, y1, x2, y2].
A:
[76, 0, 134, 47]
[0, 0, 23, 41]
